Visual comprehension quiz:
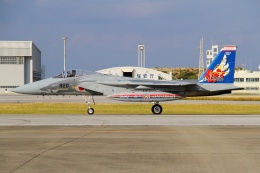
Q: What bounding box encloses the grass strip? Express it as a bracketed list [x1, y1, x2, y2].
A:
[0, 103, 260, 115]
[185, 96, 260, 101]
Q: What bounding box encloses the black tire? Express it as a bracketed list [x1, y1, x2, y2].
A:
[87, 108, 94, 115]
[152, 104, 163, 114]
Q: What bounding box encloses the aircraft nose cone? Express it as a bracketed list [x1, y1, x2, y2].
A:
[12, 82, 40, 94]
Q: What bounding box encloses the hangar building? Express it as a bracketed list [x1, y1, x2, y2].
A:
[233, 70, 260, 94]
[97, 66, 172, 80]
[0, 41, 42, 93]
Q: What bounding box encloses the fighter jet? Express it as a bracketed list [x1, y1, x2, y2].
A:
[13, 46, 242, 114]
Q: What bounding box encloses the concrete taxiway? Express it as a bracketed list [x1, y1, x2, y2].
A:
[1, 125, 260, 173]
[1, 114, 260, 126]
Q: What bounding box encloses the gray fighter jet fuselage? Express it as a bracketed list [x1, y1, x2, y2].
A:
[12, 46, 243, 114]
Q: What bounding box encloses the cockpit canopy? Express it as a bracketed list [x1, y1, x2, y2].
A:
[53, 69, 99, 78]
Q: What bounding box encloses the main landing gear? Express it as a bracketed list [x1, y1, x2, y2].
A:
[83, 96, 163, 115]
[151, 102, 163, 114]
[83, 95, 95, 115]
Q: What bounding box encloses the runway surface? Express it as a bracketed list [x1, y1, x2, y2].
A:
[1, 125, 260, 173]
[1, 114, 260, 126]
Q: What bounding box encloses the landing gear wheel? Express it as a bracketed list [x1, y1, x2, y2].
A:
[83, 95, 96, 115]
[87, 108, 94, 115]
[152, 104, 162, 114]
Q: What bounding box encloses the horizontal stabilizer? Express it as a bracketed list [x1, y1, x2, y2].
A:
[199, 83, 244, 92]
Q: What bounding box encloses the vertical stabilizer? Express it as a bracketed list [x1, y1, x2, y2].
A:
[199, 46, 237, 83]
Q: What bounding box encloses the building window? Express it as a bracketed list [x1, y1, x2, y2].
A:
[246, 78, 259, 82]
[0, 57, 24, 64]
[234, 78, 244, 82]
[245, 87, 259, 91]
[213, 48, 218, 53]
[18, 57, 24, 64]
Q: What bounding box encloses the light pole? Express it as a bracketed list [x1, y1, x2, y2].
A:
[138, 44, 145, 68]
[62, 36, 67, 73]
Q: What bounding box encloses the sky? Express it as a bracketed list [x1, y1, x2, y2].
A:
[1, 0, 260, 77]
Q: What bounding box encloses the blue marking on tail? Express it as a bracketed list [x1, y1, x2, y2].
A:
[199, 46, 237, 83]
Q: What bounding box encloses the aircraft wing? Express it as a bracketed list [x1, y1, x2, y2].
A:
[98, 79, 195, 87]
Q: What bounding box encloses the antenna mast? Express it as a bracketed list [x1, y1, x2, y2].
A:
[198, 37, 204, 79]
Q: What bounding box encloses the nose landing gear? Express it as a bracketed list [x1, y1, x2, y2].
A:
[83, 95, 95, 115]
[87, 108, 94, 115]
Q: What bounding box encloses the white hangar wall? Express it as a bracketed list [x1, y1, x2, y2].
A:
[234, 70, 260, 94]
[97, 66, 172, 80]
[0, 41, 41, 94]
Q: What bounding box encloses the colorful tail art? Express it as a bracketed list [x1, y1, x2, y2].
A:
[199, 46, 237, 83]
